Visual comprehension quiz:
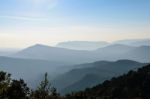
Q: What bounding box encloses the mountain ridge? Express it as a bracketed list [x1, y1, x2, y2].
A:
[52, 60, 146, 94]
[11, 43, 150, 63]
[69, 64, 150, 99]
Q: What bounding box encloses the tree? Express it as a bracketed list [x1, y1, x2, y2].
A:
[30, 73, 59, 99]
[0, 71, 29, 99]
[7, 79, 30, 99]
[0, 71, 11, 99]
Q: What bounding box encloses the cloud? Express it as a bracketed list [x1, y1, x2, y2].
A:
[0, 15, 48, 21]
[12, 0, 59, 18]
[23, 0, 59, 10]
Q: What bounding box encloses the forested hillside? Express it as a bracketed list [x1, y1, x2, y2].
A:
[1, 64, 150, 99]
[69, 64, 150, 99]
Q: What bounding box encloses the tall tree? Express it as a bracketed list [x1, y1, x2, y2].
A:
[0, 71, 11, 99]
[30, 73, 59, 99]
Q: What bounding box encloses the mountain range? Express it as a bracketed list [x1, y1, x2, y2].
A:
[114, 38, 150, 46]
[11, 43, 150, 63]
[51, 60, 147, 94]
[0, 38, 150, 94]
[12, 44, 92, 64]
[56, 39, 150, 50]
[56, 41, 109, 50]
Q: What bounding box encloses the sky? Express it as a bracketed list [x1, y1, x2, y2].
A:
[0, 0, 150, 48]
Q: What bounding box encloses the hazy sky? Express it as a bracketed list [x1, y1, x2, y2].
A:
[0, 0, 150, 48]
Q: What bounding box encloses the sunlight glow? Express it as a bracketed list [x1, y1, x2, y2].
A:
[0, 0, 149, 48]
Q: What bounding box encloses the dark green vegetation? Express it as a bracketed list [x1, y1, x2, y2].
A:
[0, 71, 29, 99]
[0, 71, 60, 99]
[69, 64, 150, 99]
[1, 64, 150, 99]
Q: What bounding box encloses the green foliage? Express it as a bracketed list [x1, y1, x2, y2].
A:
[7, 79, 29, 99]
[0, 71, 29, 99]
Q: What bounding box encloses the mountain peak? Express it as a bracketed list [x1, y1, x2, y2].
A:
[31, 44, 51, 48]
[56, 41, 109, 50]
[115, 60, 139, 64]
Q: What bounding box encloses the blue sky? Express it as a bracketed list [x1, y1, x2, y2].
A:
[0, 0, 150, 48]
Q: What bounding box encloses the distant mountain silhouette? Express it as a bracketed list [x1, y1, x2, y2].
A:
[12, 44, 92, 64]
[56, 41, 109, 50]
[56, 39, 150, 50]
[122, 46, 150, 62]
[94, 44, 135, 58]
[12, 44, 150, 63]
[97, 44, 134, 52]
[93, 44, 150, 62]
[114, 39, 150, 46]
[52, 60, 146, 94]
